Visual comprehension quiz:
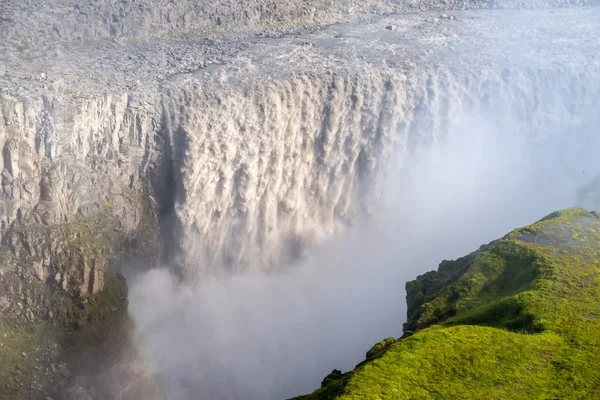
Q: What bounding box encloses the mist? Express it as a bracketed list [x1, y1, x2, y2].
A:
[128, 73, 600, 399]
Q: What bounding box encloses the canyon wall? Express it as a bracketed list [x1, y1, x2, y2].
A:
[0, 90, 161, 296]
[0, 5, 599, 399]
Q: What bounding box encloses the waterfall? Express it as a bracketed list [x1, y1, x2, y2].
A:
[128, 8, 600, 400]
[162, 57, 600, 277]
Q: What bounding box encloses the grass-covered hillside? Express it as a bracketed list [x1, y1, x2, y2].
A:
[291, 208, 600, 400]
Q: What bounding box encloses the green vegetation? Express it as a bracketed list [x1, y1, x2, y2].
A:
[0, 321, 48, 396]
[292, 208, 600, 400]
[0, 188, 158, 399]
[60, 272, 128, 348]
[0, 272, 128, 400]
[365, 337, 397, 360]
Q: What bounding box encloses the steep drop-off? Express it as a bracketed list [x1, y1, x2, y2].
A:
[293, 208, 600, 399]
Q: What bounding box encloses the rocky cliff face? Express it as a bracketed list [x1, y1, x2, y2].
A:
[1, 0, 392, 44]
[0, 89, 160, 301]
[0, 60, 161, 398]
[1, 2, 600, 399]
[4, 0, 597, 46]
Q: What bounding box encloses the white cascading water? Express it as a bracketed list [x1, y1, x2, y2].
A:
[163, 67, 599, 277]
[129, 9, 600, 400]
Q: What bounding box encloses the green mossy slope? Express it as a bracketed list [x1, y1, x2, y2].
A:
[292, 208, 600, 400]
